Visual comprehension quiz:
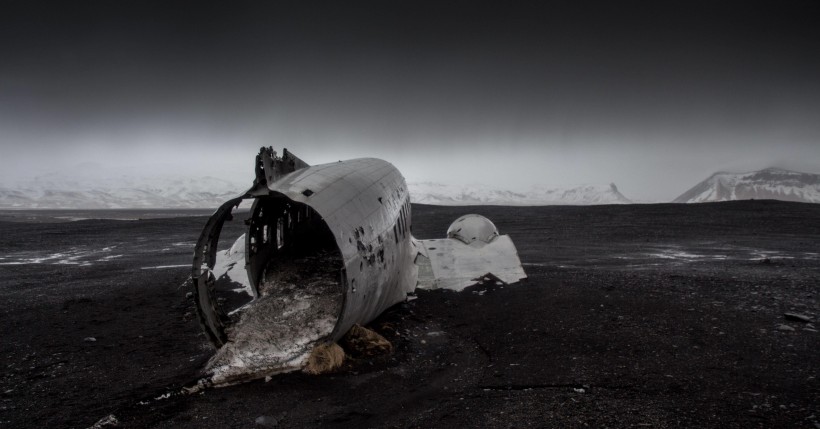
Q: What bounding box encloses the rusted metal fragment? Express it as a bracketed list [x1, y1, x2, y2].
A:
[255, 147, 309, 187]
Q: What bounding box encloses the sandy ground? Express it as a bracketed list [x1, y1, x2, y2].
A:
[0, 201, 819, 428]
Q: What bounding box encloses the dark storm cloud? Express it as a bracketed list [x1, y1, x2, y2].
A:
[1, 1, 819, 199]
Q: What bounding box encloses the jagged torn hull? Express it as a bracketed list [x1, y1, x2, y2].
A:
[191, 148, 525, 386]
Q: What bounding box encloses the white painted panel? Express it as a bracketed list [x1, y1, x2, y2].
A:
[417, 235, 527, 291]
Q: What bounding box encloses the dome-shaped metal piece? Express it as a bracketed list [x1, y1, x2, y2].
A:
[446, 214, 499, 245]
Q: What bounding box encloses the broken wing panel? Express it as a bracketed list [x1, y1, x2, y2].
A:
[416, 235, 527, 291]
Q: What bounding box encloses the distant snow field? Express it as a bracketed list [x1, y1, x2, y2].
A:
[0, 173, 245, 209]
[0, 173, 635, 207]
[408, 182, 632, 206]
[1, 167, 818, 208]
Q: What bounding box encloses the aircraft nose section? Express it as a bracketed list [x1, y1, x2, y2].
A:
[446, 214, 499, 245]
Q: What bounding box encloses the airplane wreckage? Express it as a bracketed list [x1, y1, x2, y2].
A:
[191, 148, 526, 387]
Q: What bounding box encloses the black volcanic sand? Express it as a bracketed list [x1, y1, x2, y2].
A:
[1, 201, 819, 428]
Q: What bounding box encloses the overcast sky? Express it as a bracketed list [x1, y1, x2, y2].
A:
[1, 1, 819, 201]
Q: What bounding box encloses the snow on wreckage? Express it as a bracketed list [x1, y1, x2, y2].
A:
[191, 147, 527, 387]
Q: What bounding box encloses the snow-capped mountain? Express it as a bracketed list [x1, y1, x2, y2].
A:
[0, 173, 247, 209]
[409, 182, 633, 205]
[673, 168, 820, 204]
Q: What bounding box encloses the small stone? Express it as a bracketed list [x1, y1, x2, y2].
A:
[185, 292, 193, 299]
[784, 313, 812, 323]
[341, 324, 392, 357]
[303, 343, 345, 375]
[255, 415, 278, 427]
[573, 388, 585, 394]
[84, 337, 97, 342]
[777, 324, 795, 332]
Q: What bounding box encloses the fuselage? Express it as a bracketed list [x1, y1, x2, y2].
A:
[245, 158, 417, 341]
[192, 153, 417, 347]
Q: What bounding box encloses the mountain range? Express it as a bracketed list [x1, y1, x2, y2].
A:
[0, 173, 243, 209]
[673, 168, 820, 204]
[1, 167, 817, 208]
